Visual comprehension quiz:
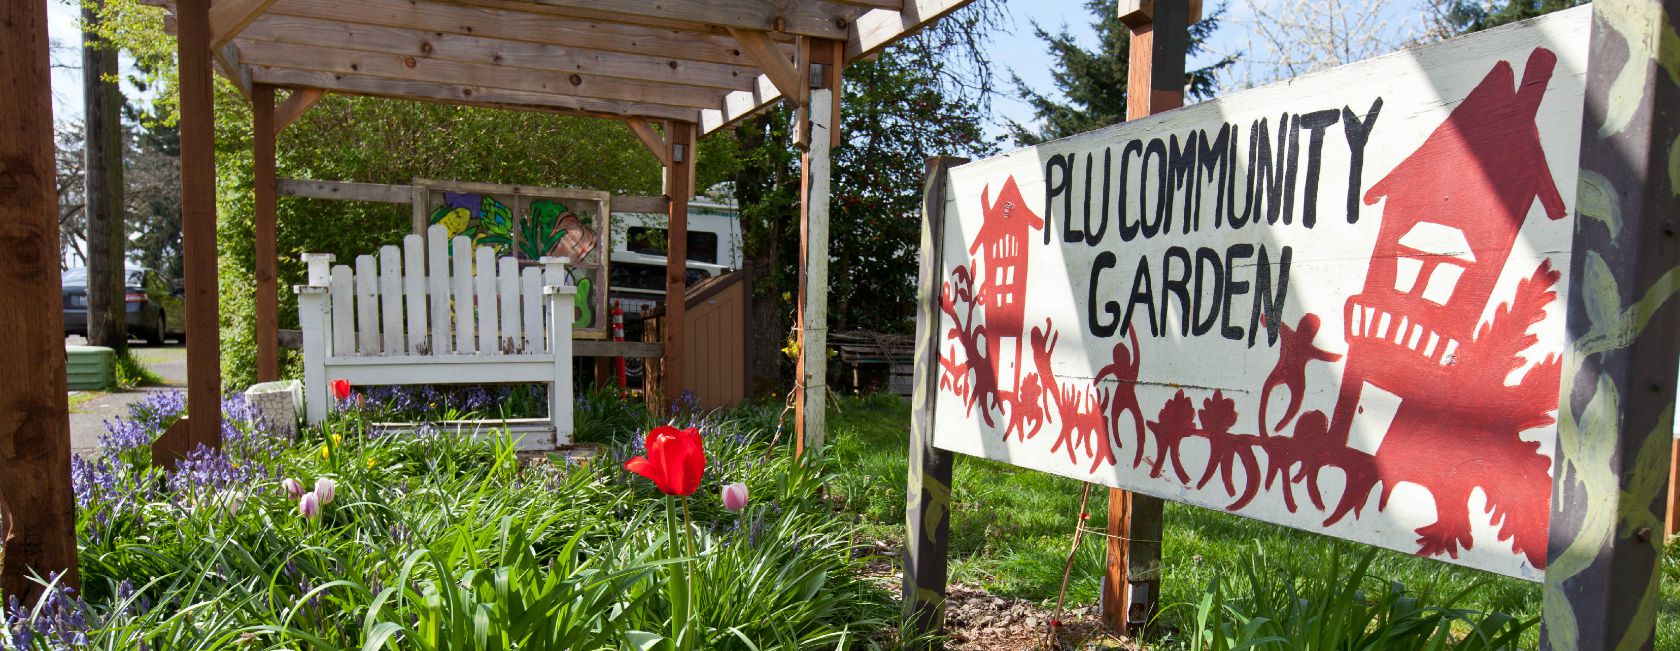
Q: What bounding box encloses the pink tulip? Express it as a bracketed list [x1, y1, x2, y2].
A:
[299, 492, 321, 518]
[282, 478, 305, 500]
[314, 477, 336, 505]
[721, 482, 749, 511]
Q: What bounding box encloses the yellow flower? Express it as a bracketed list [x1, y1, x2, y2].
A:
[332, 434, 343, 445]
[366, 457, 377, 470]
[320, 444, 331, 459]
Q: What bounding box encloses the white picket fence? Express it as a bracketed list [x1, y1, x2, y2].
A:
[294, 224, 576, 448]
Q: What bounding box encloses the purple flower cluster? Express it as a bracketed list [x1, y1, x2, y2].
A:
[166, 444, 263, 496]
[3, 574, 90, 649]
[220, 393, 285, 460]
[358, 384, 527, 421]
[96, 391, 186, 463]
[126, 390, 186, 433]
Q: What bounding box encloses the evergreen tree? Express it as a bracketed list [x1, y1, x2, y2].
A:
[1007, 0, 1235, 146]
[1429, 0, 1587, 34]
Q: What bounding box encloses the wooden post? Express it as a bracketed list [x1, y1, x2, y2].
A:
[0, 0, 80, 604]
[177, 0, 223, 452]
[796, 40, 841, 458]
[902, 155, 967, 648]
[661, 121, 695, 410]
[1102, 0, 1189, 632]
[1540, 2, 1680, 648]
[1668, 441, 1679, 538]
[254, 83, 279, 382]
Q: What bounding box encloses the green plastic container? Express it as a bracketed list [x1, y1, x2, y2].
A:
[66, 345, 116, 390]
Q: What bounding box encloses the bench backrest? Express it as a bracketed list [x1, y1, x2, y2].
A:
[305, 225, 566, 357]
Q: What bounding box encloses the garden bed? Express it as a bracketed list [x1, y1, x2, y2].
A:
[4, 388, 894, 649]
[6, 388, 1676, 649]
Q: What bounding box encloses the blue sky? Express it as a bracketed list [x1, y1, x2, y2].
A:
[43, 0, 1426, 141]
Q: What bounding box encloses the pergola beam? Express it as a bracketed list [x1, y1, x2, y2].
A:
[208, 0, 275, 48]
[625, 118, 672, 167]
[239, 16, 761, 91]
[726, 27, 805, 104]
[446, 0, 861, 40]
[266, 0, 765, 67]
[251, 66, 702, 122]
[238, 41, 730, 110]
[273, 87, 324, 134]
[846, 0, 972, 60]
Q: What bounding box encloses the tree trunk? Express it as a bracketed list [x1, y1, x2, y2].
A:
[83, 0, 126, 352]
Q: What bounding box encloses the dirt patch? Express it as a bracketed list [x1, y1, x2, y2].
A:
[860, 541, 1140, 650]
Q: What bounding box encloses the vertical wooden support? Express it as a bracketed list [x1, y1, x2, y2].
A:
[661, 121, 696, 409]
[1540, 2, 1680, 648]
[177, 0, 222, 452]
[796, 43, 840, 457]
[1667, 440, 1679, 538]
[253, 83, 279, 382]
[1101, 0, 1189, 633]
[0, 0, 80, 605]
[903, 155, 967, 648]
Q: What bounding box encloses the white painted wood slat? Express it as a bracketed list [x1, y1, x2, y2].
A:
[427, 226, 452, 355]
[329, 265, 354, 355]
[403, 234, 427, 353]
[498, 257, 521, 353]
[475, 246, 498, 354]
[355, 255, 379, 354]
[520, 267, 543, 353]
[452, 235, 475, 354]
[379, 245, 405, 353]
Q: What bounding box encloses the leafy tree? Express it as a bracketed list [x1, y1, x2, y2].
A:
[721, 4, 1003, 393]
[1007, 0, 1235, 145]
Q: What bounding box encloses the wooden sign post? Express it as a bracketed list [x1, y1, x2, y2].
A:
[905, 4, 1680, 649]
[1539, 1, 1680, 647]
[1105, 0, 1193, 631]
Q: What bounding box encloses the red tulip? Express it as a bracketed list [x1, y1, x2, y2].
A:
[624, 426, 705, 496]
[330, 379, 352, 401]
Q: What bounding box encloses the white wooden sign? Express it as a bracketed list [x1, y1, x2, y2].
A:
[930, 7, 1591, 579]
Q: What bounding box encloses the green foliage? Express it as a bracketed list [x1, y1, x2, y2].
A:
[1157, 546, 1535, 650]
[112, 353, 163, 389]
[731, 9, 1002, 337]
[13, 391, 895, 649]
[1007, 0, 1236, 146]
[1428, 0, 1588, 34]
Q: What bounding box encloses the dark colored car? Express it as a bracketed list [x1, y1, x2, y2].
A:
[62, 266, 185, 345]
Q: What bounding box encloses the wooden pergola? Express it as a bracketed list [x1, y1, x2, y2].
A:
[0, 0, 970, 603]
[164, 0, 973, 450]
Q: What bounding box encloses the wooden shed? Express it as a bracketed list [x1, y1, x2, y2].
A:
[641, 268, 751, 411]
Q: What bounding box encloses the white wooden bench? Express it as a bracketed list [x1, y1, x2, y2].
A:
[294, 224, 576, 449]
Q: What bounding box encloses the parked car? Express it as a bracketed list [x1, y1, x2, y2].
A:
[62, 266, 185, 345]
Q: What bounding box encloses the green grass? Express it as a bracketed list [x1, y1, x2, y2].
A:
[822, 392, 1678, 648]
[66, 391, 103, 411]
[113, 352, 165, 389]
